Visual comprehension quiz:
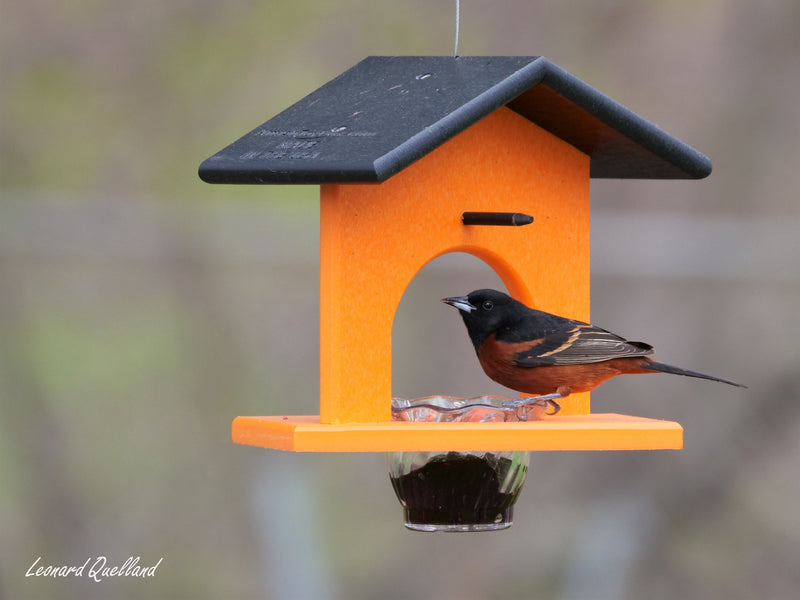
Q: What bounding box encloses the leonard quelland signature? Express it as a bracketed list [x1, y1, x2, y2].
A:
[26, 555, 163, 583]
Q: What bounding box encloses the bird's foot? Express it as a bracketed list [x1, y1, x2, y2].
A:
[502, 393, 563, 420]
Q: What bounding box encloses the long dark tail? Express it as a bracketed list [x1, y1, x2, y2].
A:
[643, 361, 747, 388]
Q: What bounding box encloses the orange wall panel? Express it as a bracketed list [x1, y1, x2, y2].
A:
[320, 107, 591, 423]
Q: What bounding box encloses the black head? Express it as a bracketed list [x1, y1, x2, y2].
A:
[441, 289, 530, 352]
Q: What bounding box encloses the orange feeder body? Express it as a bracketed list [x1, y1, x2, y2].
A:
[319, 108, 590, 423]
[199, 56, 713, 452]
[231, 110, 681, 451]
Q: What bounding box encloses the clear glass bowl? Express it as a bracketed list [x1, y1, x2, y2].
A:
[387, 395, 553, 532]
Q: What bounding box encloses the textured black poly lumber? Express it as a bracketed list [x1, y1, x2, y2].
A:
[199, 56, 711, 185]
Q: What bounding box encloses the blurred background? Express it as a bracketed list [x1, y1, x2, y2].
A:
[2, 1, 799, 598]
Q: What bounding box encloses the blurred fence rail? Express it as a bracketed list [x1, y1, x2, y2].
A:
[2, 194, 797, 284]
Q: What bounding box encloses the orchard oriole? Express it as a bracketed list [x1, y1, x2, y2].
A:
[443, 289, 746, 405]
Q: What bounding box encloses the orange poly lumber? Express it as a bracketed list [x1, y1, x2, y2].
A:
[232, 414, 683, 452]
[319, 107, 591, 424]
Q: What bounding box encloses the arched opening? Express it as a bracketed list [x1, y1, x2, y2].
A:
[392, 251, 514, 401]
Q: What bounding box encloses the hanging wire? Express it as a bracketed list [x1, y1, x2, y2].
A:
[453, 0, 460, 57]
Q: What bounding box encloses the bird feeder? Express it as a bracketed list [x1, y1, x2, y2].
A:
[200, 57, 709, 527]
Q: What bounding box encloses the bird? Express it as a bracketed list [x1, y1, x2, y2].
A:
[442, 289, 746, 405]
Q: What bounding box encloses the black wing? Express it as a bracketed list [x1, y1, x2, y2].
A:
[513, 322, 654, 367]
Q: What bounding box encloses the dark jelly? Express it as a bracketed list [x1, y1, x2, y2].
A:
[390, 453, 522, 527]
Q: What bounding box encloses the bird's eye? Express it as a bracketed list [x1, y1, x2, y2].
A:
[482, 300, 494, 311]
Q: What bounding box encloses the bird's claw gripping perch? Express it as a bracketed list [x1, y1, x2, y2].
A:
[544, 398, 561, 415]
[502, 393, 563, 418]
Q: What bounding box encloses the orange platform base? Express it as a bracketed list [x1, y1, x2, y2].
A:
[232, 414, 683, 452]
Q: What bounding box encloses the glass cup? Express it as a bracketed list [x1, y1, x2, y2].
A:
[387, 395, 552, 532]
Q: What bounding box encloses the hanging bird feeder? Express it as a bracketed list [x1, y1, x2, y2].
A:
[199, 56, 710, 529]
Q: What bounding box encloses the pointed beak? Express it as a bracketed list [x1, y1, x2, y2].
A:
[441, 296, 476, 313]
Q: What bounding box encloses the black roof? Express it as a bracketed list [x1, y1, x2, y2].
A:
[199, 56, 711, 184]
